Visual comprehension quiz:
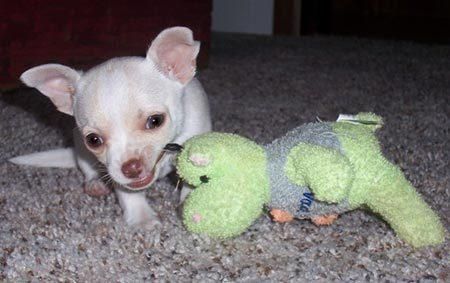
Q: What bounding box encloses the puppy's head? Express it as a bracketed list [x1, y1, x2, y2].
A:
[20, 27, 200, 190]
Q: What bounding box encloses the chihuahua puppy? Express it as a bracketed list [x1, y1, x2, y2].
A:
[11, 27, 211, 228]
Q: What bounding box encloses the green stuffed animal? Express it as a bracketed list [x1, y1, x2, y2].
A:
[176, 113, 445, 248]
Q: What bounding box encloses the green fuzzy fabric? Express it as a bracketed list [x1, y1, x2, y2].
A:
[285, 143, 353, 204]
[332, 122, 445, 247]
[177, 133, 269, 238]
[176, 113, 445, 247]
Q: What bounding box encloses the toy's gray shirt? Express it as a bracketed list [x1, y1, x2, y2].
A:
[264, 122, 351, 218]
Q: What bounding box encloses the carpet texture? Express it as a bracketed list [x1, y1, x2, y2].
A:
[1, 33, 449, 281]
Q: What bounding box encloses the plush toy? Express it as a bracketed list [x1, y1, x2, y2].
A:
[176, 113, 445, 248]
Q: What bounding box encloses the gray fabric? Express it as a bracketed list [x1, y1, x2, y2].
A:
[265, 122, 351, 218]
[1, 33, 448, 281]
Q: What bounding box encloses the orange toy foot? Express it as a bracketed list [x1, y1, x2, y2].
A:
[270, 209, 294, 223]
[311, 214, 338, 226]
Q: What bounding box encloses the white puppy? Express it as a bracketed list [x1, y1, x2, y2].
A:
[10, 27, 212, 228]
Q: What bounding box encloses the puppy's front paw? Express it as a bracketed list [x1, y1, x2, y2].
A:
[116, 188, 161, 231]
[83, 180, 112, 197]
[125, 207, 161, 230]
[133, 216, 162, 230]
[122, 208, 162, 246]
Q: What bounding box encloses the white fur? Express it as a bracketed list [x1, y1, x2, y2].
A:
[12, 27, 211, 228]
[9, 148, 76, 168]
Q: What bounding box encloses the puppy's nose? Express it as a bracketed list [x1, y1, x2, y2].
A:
[121, 158, 143, 179]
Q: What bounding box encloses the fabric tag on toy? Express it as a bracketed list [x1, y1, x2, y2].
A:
[337, 114, 379, 125]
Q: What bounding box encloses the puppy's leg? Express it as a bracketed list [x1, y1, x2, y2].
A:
[158, 154, 175, 179]
[179, 184, 193, 204]
[157, 154, 192, 204]
[115, 188, 161, 229]
[73, 129, 111, 197]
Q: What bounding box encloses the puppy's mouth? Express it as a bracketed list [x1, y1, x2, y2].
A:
[127, 169, 155, 189]
[123, 143, 182, 191]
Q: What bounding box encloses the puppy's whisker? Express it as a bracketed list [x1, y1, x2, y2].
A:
[104, 178, 114, 187]
[97, 168, 109, 174]
[99, 174, 112, 182]
[100, 175, 115, 188]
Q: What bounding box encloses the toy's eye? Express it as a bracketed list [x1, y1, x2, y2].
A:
[200, 175, 209, 183]
[146, 114, 165, 129]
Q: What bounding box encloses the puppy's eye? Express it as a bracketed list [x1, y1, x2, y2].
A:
[85, 133, 103, 149]
[146, 114, 165, 129]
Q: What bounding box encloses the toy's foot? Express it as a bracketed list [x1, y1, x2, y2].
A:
[311, 214, 338, 226]
[270, 209, 294, 223]
[83, 180, 112, 197]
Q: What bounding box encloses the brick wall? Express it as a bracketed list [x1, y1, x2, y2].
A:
[0, 0, 212, 87]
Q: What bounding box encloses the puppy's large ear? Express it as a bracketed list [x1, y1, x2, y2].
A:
[20, 64, 81, 115]
[146, 27, 200, 85]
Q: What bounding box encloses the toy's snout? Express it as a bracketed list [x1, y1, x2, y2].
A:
[189, 153, 211, 166]
[192, 213, 202, 223]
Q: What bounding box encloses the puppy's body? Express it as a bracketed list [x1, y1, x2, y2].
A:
[11, 27, 211, 228]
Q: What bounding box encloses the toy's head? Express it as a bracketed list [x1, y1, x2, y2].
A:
[176, 132, 270, 238]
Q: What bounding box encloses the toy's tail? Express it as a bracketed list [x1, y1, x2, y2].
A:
[365, 165, 445, 248]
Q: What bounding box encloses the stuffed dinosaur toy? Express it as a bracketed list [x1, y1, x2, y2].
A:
[176, 113, 445, 248]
